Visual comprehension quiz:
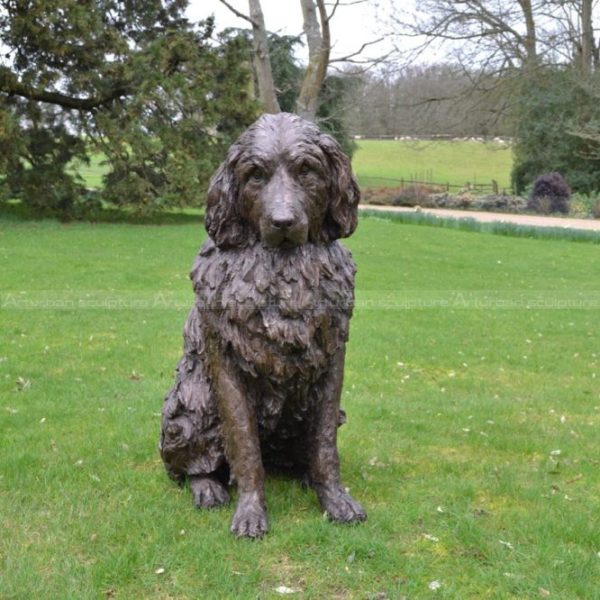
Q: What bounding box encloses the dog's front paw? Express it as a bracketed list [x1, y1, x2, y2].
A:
[230, 492, 268, 538]
[190, 476, 230, 509]
[316, 483, 367, 524]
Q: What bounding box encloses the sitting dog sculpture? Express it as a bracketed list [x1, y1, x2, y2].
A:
[159, 112, 365, 538]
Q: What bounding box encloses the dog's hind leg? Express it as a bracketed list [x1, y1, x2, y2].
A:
[190, 475, 230, 508]
[160, 354, 227, 493]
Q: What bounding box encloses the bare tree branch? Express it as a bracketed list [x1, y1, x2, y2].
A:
[326, 0, 341, 21]
[329, 38, 386, 63]
[217, 0, 258, 27]
[328, 52, 391, 74]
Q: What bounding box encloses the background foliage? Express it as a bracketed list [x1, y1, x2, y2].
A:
[0, 1, 258, 218]
[512, 69, 600, 195]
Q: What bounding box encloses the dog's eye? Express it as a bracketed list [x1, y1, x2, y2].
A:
[248, 168, 266, 183]
[298, 162, 315, 177]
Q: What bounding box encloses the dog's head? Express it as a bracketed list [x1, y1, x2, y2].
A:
[205, 113, 360, 249]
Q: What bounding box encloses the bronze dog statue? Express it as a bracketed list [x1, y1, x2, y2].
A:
[160, 113, 365, 537]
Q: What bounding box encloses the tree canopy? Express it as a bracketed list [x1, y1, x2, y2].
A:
[0, 0, 258, 217]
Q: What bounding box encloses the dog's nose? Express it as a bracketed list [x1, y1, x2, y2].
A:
[271, 215, 295, 230]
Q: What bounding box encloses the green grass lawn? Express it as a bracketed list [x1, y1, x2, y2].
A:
[71, 154, 107, 189]
[352, 139, 514, 191]
[1, 215, 599, 599]
[70, 140, 514, 196]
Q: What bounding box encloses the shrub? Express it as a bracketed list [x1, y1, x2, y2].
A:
[511, 68, 600, 195]
[570, 192, 600, 217]
[527, 172, 571, 214]
[391, 184, 446, 206]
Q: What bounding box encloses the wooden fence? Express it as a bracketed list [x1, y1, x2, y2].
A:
[353, 134, 512, 144]
[359, 175, 501, 195]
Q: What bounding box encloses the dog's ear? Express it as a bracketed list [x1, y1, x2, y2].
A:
[204, 144, 246, 248]
[319, 133, 360, 241]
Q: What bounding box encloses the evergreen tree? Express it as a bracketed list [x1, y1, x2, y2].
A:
[0, 1, 258, 217]
[511, 69, 600, 194]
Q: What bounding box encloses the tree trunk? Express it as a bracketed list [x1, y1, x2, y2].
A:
[248, 0, 280, 113]
[295, 0, 330, 121]
[580, 0, 595, 74]
[517, 0, 537, 71]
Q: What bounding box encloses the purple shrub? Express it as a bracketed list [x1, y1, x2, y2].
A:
[528, 172, 571, 214]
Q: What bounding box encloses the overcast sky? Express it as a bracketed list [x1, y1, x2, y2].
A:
[186, 0, 391, 62]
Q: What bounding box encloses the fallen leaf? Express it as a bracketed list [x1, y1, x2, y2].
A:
[155, 567, 165, 575]
[15, 376, 31, 391]
[539, 588, 551, 597]
[275, 585, 301, 594]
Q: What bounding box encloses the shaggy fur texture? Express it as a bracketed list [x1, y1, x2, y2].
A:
[159, 113, 365, 537]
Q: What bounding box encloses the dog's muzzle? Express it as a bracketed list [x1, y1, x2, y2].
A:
[261, 209, 308, 248]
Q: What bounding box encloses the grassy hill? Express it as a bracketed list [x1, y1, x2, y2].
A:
[352, 139, 514, 192]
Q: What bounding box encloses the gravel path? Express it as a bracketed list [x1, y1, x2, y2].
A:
[360, 204, 600, 232]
